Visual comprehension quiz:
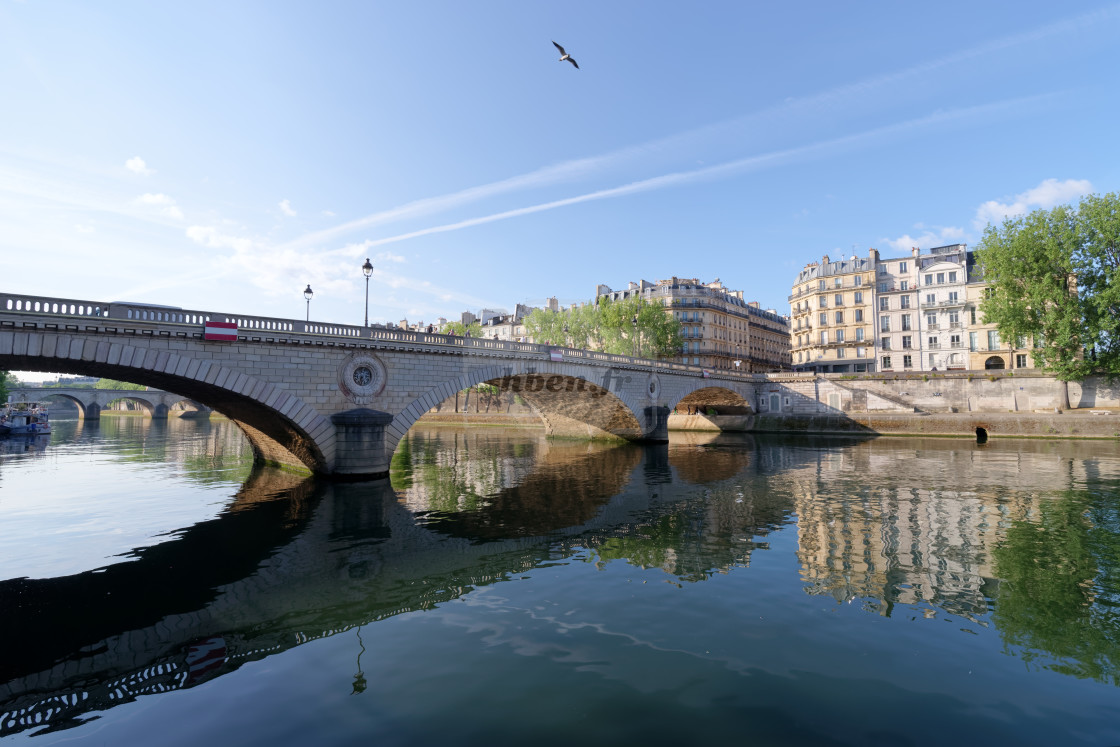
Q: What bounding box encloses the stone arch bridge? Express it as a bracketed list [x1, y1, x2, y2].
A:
[6, 386, 211, 420]
[0, 292, 796, 478]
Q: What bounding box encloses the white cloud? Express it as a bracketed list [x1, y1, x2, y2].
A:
[74, 224, 95, 234]
[279, 199, 296, 217]
[125, 157, 154, 176]
[882, 178, 1092, 253]
[972, 178, 1093, 229]
[135, 192, 184, 220]
[186, 225, 255, 253]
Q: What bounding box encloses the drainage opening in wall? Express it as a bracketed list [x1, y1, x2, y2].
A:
[975, 427, 988, 444]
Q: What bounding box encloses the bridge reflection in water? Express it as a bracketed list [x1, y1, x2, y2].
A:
[3, 429, 1120, 740]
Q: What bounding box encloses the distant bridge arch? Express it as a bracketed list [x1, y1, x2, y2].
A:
[7, 387, 210, 420]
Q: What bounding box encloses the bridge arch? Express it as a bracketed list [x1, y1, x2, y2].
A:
[386, 363, 656, 456]
[670, 384, 754, 415]
[0, 341, 332, 474]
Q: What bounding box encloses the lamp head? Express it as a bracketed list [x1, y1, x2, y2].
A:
[362, 258, 374, 278]
[304, 285, 314, 301]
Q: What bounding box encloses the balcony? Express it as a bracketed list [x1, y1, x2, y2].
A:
[920, 298, 965, 310]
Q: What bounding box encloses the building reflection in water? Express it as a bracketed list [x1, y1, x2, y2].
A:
[2, 426, 1119, 736]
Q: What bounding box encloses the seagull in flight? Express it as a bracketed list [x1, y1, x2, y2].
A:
[552, 41, 579, 69]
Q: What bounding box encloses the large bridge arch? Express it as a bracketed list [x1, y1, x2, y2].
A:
[0, 339, 332, 474]
[670, 384, 755, 414]
[385, 362, 661, 457]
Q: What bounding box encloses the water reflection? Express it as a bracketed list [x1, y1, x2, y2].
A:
[2, 426, 1120, 740]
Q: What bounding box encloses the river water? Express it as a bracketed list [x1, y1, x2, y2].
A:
[1, 418, 1119, 746]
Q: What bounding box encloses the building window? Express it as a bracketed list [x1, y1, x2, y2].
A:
[854, 276, 862, 286]
[880, 337, 890, 350]
[879, 297, 889, 311]
[819, 312, 827, 326]
[856, 346, 865, 357]
[903, 354, 912, 368]
[970, 332, 978, 351]
[835, 294, 844, 306]
[854, 291, 863, 303]
[856, 328, 865, 341]
[927, 313, 937, 326]
[950, 334, 961, 347]
[970, 307, 977, 324]
[949, 271, 957, 283]
[925, 293, 935, 305]
[900, 261, 908, 273]
[837, 347, 845, 358]
[900, 280, 909, 292]
[835, 311, 844, 324]
[1016, 354, 1028, 368]
[820, 331, 828, 345]
[836, 329, 845, 342]
[819, 297, 828, 308]
[901, 314, 911, 331]
[988, 330, 1000, 349]
[936, 272, 945, 284]
[900, 295, 910, 309]
[819, 280, 826, 290]
[878, 282, 887, 292]
[929, 353, 938, 367]
[882, 356, 892, 369]
[835, 277, 842, 287]
[902, 335, 912, 349]
[948, 310, 959, 325]
[928, 336, 939, 347]
[925, 274, 933, 285]
[948, 291, 959, 303]
[880, 315, 890, 332]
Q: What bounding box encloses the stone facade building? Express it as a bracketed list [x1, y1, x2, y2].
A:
[791, 244, 1038, 374]
[790, 251, 877, 373]
[596, 278, 791, 372]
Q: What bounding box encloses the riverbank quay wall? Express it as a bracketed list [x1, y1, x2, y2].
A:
[678, 371, 1120, 439]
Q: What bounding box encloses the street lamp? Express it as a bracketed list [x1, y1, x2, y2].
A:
[361, 258, 374, 327]
[631, 315, 641, 358]
[303, 284, 313, 321]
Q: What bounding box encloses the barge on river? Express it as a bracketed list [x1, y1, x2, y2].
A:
[0, 401, 51, 436]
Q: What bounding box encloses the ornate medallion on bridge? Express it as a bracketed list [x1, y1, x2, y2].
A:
[647, 373, 661, 400]
[338, 353, 387, 404]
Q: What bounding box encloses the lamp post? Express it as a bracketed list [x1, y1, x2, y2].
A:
[631, 315, 641, 358]
[303, 284, 313, 321]
[361, 258, 374, 327]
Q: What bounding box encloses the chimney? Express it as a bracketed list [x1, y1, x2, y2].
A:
[912, 246, 920, 258]
[868, 247, 879, 262]
[822, 254, 830, 264]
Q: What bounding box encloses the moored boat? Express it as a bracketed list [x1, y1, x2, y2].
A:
[0, 401, 51, 436]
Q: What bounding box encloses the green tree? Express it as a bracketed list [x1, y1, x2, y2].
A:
[977, 191, 1120, 380]
[439, 320, 482, 338]
[95, 378, 147, 390]
[0, 371, 16, 403]
[524, 298, 682, 358]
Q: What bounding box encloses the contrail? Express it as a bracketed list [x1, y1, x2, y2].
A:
[277, 4, 1116, 253]
[358, 93, 1059, 250]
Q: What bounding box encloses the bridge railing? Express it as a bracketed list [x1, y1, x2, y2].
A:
[2, 291, 800, 383]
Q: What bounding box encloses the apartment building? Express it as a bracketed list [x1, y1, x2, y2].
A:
[789, 251, 877, 374]
[791, 243, 1038, 374]
[597, 278, 791, 372]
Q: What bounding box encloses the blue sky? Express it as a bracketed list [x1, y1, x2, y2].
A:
[2, 1, 1118, 331]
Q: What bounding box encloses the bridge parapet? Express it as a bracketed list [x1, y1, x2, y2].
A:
[1, 291, 785, 476]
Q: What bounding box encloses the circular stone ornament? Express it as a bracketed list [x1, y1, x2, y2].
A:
[647, 373, 661, 400]
[338, 353, 387, 403]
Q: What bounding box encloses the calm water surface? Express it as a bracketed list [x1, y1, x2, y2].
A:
[1, 418, 1119, 746]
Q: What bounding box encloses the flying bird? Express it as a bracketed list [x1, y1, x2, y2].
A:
[552, 41, 579, 69]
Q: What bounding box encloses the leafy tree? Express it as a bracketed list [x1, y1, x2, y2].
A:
[95, 378, 147, 390]
[0, 371, 16, 403]
[524, 298, 682, 358]
[439, 320, 483, 338]
[977, 192, 1120, 380]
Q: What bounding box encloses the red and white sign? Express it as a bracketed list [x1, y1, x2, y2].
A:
[702, 370, 711, 378]
[550, 349, 563, 362]
[203, 321, 238, 341]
